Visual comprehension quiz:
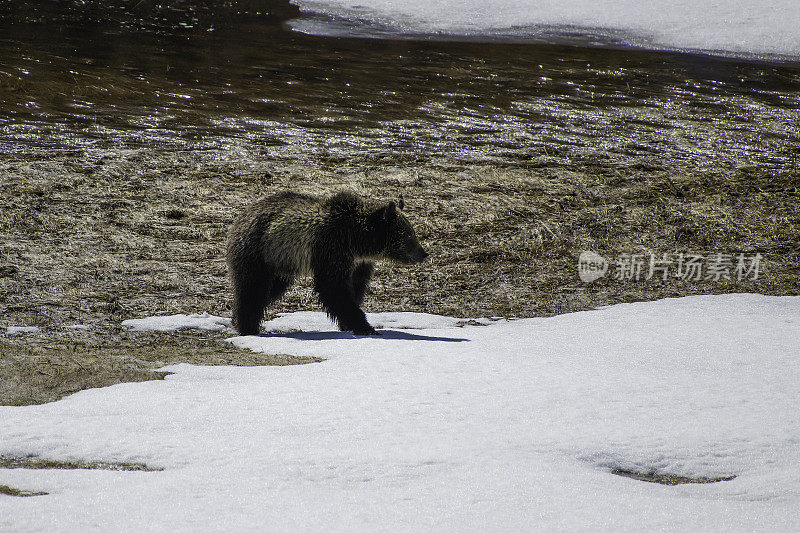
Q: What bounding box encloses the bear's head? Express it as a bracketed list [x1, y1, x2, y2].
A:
[378, 201, 428, 264]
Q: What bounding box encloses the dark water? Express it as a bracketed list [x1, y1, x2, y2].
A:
[1, 1, 799, 170]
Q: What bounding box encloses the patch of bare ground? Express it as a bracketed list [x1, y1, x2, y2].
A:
[0, 484, 48, 497]
[0, 333, 321, 405]
[0, 455, 162, 496]
[611, 468, 736, 485]
[0, 455, 160, 471]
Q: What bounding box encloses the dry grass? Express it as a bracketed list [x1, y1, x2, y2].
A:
[0, 484, 48, 497]
[611, 468, 736, 485]
[0, 455, 161, 471]
[1, 148, 798, 404]
[0, 335, 321, 406]
[0, 455, 161, 497]
[0, 340, 170, 406]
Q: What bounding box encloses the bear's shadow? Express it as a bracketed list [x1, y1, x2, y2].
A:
[259, 329, 469, 343]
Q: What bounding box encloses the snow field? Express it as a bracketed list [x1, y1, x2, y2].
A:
[1, 294, 799, 531]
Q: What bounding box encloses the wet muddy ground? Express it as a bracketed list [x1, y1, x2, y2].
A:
[1, 1, 799, 404]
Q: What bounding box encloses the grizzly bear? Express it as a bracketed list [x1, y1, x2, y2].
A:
[226, 191, 428, 336]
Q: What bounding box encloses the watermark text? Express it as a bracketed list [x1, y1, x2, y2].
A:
[578, 251, 762, 283]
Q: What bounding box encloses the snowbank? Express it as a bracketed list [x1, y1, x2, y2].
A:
[1, 294, 799, 531]
[292, 0, 800, 59]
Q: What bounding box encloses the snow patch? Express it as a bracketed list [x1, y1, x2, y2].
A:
[64, 324, 91, 331]
[121, 312, 232, 332]
[5, 325, 41, 335]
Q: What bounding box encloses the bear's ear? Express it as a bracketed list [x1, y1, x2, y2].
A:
[382, 201, 398, 221]
[397, 194, 405, 211]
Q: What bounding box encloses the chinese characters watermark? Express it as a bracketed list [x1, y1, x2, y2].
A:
[578, 251, 762, 283]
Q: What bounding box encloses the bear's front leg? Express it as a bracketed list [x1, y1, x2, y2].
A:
[313, 265, 377, 335]
[351, 261, 375, 307]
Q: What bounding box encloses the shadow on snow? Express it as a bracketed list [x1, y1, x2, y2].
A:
[258, 329, 470, 343]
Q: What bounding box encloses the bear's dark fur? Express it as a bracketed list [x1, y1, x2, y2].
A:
[226, 191, 428, 336]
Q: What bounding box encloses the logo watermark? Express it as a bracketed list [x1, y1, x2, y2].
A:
[578, 251, 609, 283]
[578, 252, 762, 283]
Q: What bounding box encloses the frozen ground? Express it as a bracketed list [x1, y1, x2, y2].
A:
[1, 294, 799, 531]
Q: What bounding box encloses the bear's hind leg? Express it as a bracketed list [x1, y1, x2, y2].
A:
[232, 260, 275, 336]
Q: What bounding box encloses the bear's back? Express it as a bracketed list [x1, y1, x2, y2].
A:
[256, 193, 327, 275]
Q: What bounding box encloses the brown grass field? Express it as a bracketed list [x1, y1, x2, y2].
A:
[1, 148, 799, 405]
